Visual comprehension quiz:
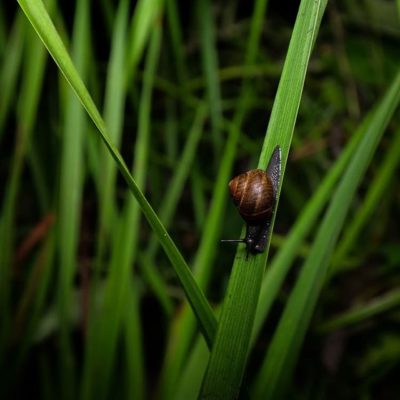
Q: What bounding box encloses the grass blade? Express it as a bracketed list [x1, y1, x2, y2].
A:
[199, 1, 327, 398]
[56, 0, 90, 394]
[332, 129, 400, 270]
[196, 0, 223, 155]
[318, 289, 400, 333]
[251, 111, 367, 345]
[17, 0, 217, 346]
[253, 69, 400, 400]
[0, 6, 50, 357]
[159, 0, 271, 395]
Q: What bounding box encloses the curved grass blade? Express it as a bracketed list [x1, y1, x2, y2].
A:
[17, 0, 217, 347]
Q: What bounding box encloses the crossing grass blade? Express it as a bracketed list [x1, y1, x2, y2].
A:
[252, 69, 400, 400]
[199, 1, 327, 398]
[17, 0, 217, 348]
[140, 103, 207, 316]
[95, 0, 129, 267]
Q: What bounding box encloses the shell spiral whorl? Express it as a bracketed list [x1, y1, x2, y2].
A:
[228, 169, 274, 224]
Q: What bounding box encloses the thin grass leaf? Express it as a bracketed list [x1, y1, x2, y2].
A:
[56, 0, 90, 395]
[0, 6, 50, 357]
[123, 279, 145, 400]
[251, 112, 367, 345]
[17, 0, 217, 347]
[199, 1, 327, 398]
[95, 0, 129, 262]
[165, 0, 188, 85]
[0, 12, 24, 135]
[125, 0, 164, 83]
[141, 104, 207, 315]
[82, 23, 160, 400]
[318, 289, 400, 333]
[332, 130, 400, 270]
[196, 0, 223, 155]
[159, 1, 271, 396]
[253, 69, 400, 400]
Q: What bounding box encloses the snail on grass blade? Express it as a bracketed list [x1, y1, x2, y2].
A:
[221, 146, 281, 258]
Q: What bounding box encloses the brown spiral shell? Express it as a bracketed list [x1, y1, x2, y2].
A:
[228, 169, 274, 224]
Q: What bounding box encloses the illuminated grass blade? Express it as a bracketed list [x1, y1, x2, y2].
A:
[199, 1, 327, 398]
[17, 0, 217, 347]
[253, 69, 400, 400]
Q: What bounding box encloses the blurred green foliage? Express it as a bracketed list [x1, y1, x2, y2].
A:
[0, 0, 399, 399]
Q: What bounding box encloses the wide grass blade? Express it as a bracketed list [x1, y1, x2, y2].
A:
[253, 69, 400, 400]
[199, 1, 327, 398]
[251, 111, 367, 345]
[17, 0, 217, 347]
[158, 0, 271, 396]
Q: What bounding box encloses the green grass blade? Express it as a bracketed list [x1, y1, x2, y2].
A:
[0, 7, 50, 356]
[141, 103, 207, 315]
[96, 0, 129, 261]
[145, 104, 207, 259]
[0, 12, 24, 135]
[17, 0, 217, 346]
[159, 0, 271, 395]
[332, 130, 400, 270]
[123, 279, 145, 400]
[83, 23, 159, 400]
[56, 0, 90, 395]
[175, 337, 210, 400]
[253, 68, 400, 400]
[318, 289, 400, 333]
[125, 0, 164, 83]
[251, 113, 367, 345]
[165, 0, 188, 84]
[199, 1, 327, 398]
[196, 0, 223, 154]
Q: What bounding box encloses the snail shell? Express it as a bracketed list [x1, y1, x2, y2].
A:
[221, 145, 281, 257]
[228, 169, 274, 224]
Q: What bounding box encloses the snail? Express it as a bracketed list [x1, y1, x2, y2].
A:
[221, 146, 281, 258]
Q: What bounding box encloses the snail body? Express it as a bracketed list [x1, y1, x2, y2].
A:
[222, 146, 281, 257]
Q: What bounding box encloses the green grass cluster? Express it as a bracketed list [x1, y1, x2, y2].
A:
[1, 0, 400, 399]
